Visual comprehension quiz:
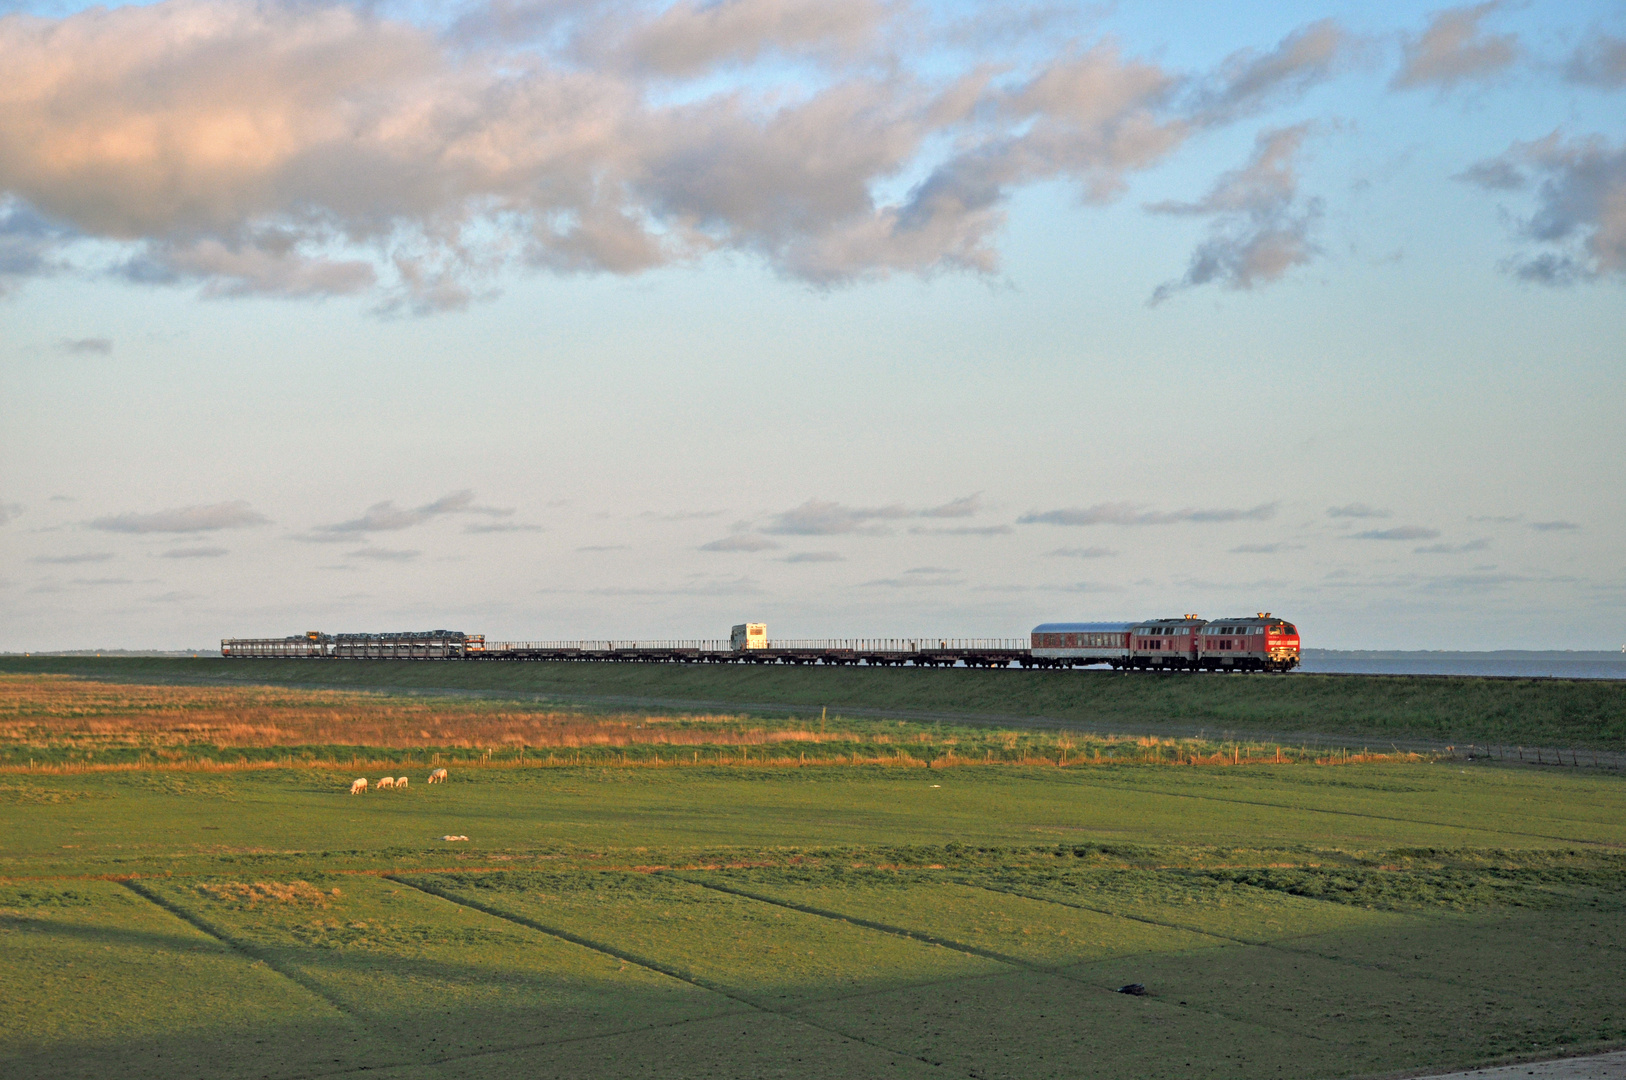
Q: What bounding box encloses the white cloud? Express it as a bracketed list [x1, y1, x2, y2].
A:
[88, 501, 268, 533]
[762, 499, 911, 535]
[781, 551, 844, 562]
[464, 522, 543, 533]
[1148, 124, 1321, 303]
[0, 0, 1349, 306]
[316, 490, 510, 532]
[908, 524, 1013, 536]
[1460, 133, 1626, 284]
[346, 547, 421, 561]
[1327, 503, 1390, 519]
[157, 546, 230, 558]
[1566, 32, 1626, 88]
[1191, 19, 1351, 123]
[1391, 3, 1518, 91]
[918, 494, 981, 518]
[1350, 526, 1440, 540]
[699, 534, 781, 551]
[1414, 538, 1490, 553]
[1045, 546, 1117, 558]
[31, 552, 115, 563]
[1019, 501, 1277, 526]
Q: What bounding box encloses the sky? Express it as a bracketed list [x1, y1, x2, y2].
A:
[1, 0, 1623, 651]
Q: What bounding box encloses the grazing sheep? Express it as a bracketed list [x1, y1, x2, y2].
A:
[377, 776, 396, 790]
[350, 778, 367, 795]
[428, 768, 448, 784]
[395, 776, 408, 789]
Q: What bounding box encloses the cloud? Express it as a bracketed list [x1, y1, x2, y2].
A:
[464, 522, 543, 533]
[607, 0, 890, 77]
[0, 196, 69, 295]
[908, 524, 1013, 536]
[1459, 133, 1626, 283]
[1327, 503, 1390, 519]
[862, 574, 961, 588]
[1045, 546, 1118, 558]
[145, 590, 200, 602]
[1350, 525, 1440, 540]
[1391, 3, 1518, 91]
[918, 494, 980, 518]
[1529, 520, 1580, 532]
[0, 502, 19, 525]
[1190, 19, 1351, 124]
[316, 490, 510, 532]
[59, 337, 111, 354]
[781, 551, 844, 562]
[0, 0, 1347, 304]
[1018, 501, 1277, 526]
[1414, 538, 1490, 553]
[1148, 124, 1321, 303]
[88, 501, 268, 533]
[1231, 542, 1294, 553]
[699, 534, 781, 551]
[71, 577, 134, 586]
[1566, 33, 1626, 88]
[639, 509, 727, 521]
[31, 552, 115, 563]
[347, 547, 421, 561]
[577, 544, 628, 551]
[157, 546, 229, 558]
[763, 499, 911, 535]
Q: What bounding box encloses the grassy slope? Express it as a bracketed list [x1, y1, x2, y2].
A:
[5, 655, 1625, 750]
[2, 762, 1624, 1079]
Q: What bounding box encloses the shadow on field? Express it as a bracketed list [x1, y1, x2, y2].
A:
[6, 909, 1626, 1080]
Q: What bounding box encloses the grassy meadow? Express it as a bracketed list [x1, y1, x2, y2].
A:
[4, 654, 1625, 750]
[1, 669, 1623, 1079]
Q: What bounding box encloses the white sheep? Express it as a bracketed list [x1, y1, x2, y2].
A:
[428, 768, 448, 784]
[349, 778, 367, 795]
[395, 776, 408, 789]
[377, 776, 396, 790]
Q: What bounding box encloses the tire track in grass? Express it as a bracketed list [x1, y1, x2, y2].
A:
[963, 878, 1571, 997]
[121, 878, 368, 1024]
[385, 873, 953, 1071]
[676, 874, 1333, 1044]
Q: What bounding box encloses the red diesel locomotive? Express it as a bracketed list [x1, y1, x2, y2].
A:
[1030, 613, 1300, 671]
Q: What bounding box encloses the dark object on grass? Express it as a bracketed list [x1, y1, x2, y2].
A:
[1116, 984, 1147, 996]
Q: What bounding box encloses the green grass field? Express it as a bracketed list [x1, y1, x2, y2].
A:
[5, 655, 1625, 751]
[4, 753, 1624, 1079]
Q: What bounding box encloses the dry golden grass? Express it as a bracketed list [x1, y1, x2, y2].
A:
[0, 674, 1433, 774]
[0, 674, 832, 751]
[193, 881, 339, 908]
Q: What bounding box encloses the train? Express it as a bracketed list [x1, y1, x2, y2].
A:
[222, 615, 1300, 671]
[1031, 614, 1300, 672]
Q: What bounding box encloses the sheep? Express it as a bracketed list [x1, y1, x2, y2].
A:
[395, 776, 408, 789]
[349, 778, 367, 795]
[377, 776, 396, 790]
[428, 768, 448, 784]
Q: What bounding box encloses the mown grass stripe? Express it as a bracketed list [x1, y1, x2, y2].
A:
[385, 873, 949, 1071]
[1062, 777, 1616, 846]
[121, 878, 364, 1023]
[673, 874, 1048, 972]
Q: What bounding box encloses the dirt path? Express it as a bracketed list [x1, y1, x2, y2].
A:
[1409, 1050, 1626, 1078]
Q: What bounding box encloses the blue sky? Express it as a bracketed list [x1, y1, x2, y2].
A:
[1, 0, 1622, 650]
